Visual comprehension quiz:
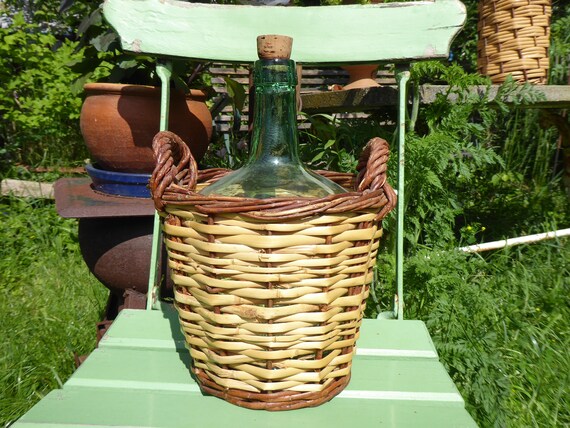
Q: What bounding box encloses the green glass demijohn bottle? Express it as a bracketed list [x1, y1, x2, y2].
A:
[200, 35, 345, 198]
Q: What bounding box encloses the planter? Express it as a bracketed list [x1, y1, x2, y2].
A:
[80, 83, 213, 173]
[78, 215, 172, 298]
[78, 216, 154, 296]
[342, 64, 380, 90]
[85, 163, 151, 198]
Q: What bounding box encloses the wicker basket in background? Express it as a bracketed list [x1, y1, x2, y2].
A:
[150, 131, 396, 411]
[477, 0, 552, 84]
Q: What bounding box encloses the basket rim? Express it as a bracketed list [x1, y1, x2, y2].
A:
[150, 131, 397, 221]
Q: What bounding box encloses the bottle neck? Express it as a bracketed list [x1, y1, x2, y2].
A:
[248, 59, 299, 166]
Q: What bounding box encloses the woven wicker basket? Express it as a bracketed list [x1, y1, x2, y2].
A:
[150, 131, 396, 410]
[477, 0, 552, 84]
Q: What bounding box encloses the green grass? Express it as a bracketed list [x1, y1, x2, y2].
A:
[431, 244, 570, 427]
[371, 240, 570, 427]
[0, 197, 108, 427]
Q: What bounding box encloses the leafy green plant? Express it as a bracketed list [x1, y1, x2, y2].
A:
[397, 62, 499, 248]
[398, 243, 570, 427]
[550, 2, 570, 85]
[298, 113, 388, 173]
[0, 13, 87, 170]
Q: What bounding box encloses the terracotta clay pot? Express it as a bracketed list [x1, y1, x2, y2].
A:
[78, 216, 172, 296]
[80, 83, 213, 173]
[78, 216, 153, 295]
[342, 64, 380, 90]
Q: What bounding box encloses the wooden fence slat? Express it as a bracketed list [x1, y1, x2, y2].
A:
[1, 179, 55, 199]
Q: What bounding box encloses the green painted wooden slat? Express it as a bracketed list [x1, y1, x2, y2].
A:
[13, 308, 477, 427]
[100, 308, 439, 358]
[102, 0, 466, 64]
[14, 388, 478, 428]
[97, 306, 185, 350]
[358, 320, 438, 359]
[66, 308, 463, 411]
[64, 347, 461, 402]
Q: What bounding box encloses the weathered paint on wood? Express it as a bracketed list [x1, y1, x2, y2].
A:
[103, 0, 466, 64]
[301, 84, 570, 113]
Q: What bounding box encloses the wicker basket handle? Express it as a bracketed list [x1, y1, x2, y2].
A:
[150, 130, 198, 210]
[150, 131, 392, 210]
[356, 137, 390, 192]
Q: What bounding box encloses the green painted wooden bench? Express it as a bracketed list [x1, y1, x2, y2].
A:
[13, 1, 478, 426]
[14, 306, 476, 427]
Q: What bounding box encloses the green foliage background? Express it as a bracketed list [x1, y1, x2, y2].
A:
[0, 0, 98, 168]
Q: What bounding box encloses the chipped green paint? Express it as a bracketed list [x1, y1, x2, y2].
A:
[103, 0, 466, 64]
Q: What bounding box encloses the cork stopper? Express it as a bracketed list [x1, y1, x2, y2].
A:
[257, 35, 293, 60]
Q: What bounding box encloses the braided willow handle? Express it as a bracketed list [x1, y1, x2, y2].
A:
[149, 131, 197, 211]
[149, 130, 395, 220]
[356, 137, 390, 192]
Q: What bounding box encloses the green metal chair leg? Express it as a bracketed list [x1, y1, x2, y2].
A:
[395, 67, 410, 321]
[146, 61, 173, 311]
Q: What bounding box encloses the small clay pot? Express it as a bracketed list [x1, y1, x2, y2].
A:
[342, 64, 380, 90]
[78, 216, 172, 296]
[80, 83, 213, 173]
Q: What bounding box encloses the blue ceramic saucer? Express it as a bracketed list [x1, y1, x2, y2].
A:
[85, 163, 151, 198]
